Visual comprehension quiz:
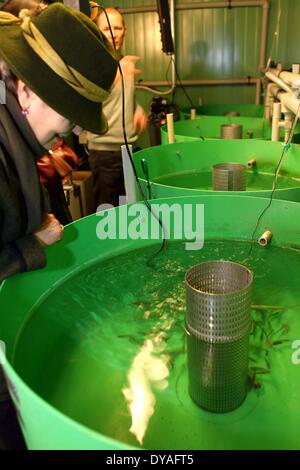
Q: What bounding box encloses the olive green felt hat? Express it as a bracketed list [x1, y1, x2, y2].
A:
[0, 3, 118, 133]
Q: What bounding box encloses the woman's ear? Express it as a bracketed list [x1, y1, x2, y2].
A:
[16, 80, 33, 112]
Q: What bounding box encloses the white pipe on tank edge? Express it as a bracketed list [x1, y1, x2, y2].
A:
[121, 145, 137, 204]
[190, 109, 197, 120]
[167, 113, 175, 144]
[272, 102, 282, 142]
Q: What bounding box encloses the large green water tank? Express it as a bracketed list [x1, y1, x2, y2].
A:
[161, 116, 300, 144]
[180, 104, 264, 120]
[0, 196, 300, 450]
[134, 140, 300, 202]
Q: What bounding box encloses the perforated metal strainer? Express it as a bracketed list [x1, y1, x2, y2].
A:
[213, 162, 247, 191]
[185, 260, 253, 413]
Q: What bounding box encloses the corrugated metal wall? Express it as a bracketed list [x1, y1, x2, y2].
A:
[1, 0, 300, 109]
[100, 0, 300, 111]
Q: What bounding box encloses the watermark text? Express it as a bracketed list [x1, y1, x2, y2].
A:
[96, 200, 204, 251]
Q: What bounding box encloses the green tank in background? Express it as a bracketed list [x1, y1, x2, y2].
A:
[134, 140, 300, 202]
[161, 116, 300, 144]
[180, 104, 264, 120]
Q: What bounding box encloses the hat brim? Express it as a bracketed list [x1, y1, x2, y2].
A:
[0, 26, 109, 134]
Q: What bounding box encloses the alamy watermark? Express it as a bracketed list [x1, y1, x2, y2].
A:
[96, 198, 204, 251]
[291, 340, 300, 365]
[0, 80, 6, 105]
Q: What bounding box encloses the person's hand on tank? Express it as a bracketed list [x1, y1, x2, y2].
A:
[34, 213, 64, 246]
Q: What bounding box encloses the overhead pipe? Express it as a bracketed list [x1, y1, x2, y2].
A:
[139, 78, 262, 104]
[120, 1, 269, 14]
[140, 78, 259, 86]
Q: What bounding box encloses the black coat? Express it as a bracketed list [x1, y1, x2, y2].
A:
[0, 92, 50, 283]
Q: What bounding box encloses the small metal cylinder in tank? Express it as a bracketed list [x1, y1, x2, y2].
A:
[185, 261, 253, 413]
[221, 124, 243, 139]
[224, 111, 240, 117]
[212, 163, 247, 191]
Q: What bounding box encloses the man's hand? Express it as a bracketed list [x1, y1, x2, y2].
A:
[34, 213, 64, 247]
[133, 107, 148, 134]
[119, 55, 142, 78]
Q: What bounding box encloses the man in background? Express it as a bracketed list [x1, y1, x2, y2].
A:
[85, 7, 148, 209]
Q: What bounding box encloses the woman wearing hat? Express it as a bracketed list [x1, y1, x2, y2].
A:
[0, 2, 118, 283]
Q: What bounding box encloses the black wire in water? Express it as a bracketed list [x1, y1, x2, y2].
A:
[99, 6, 167, 258]
[248, 107, 300, 258]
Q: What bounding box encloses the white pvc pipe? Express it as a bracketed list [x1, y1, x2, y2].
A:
[266, 71, 293, 95]
[277, 92, 300, 116]
[283, 111, 293, 143]
[272, 102, 282, 142]
[292, 64, 300, 75]
[268, 85, 300, 118]
[264, 83, 278, 119]
[258, 231, 273, 246]
[121, 144, 137, 204]
[268, 68, 300, 88]
[190, 108, 197, 120]
[167, 113, 175, 144]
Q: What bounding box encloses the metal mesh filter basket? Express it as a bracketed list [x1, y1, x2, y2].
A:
[221, 123, 243, 139]
[185, 261, 253, 413]
[213, 163, 247, 191]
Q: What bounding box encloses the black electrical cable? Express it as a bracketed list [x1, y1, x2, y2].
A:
[99, 6, 167, 256]
[248, 104, 300, 257]
[171, 57, 195, 109]
[165, 56, 180, 120]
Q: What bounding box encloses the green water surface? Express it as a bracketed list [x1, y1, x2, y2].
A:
[152, 171, 300, 191]
[13, 241, 300, 450]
